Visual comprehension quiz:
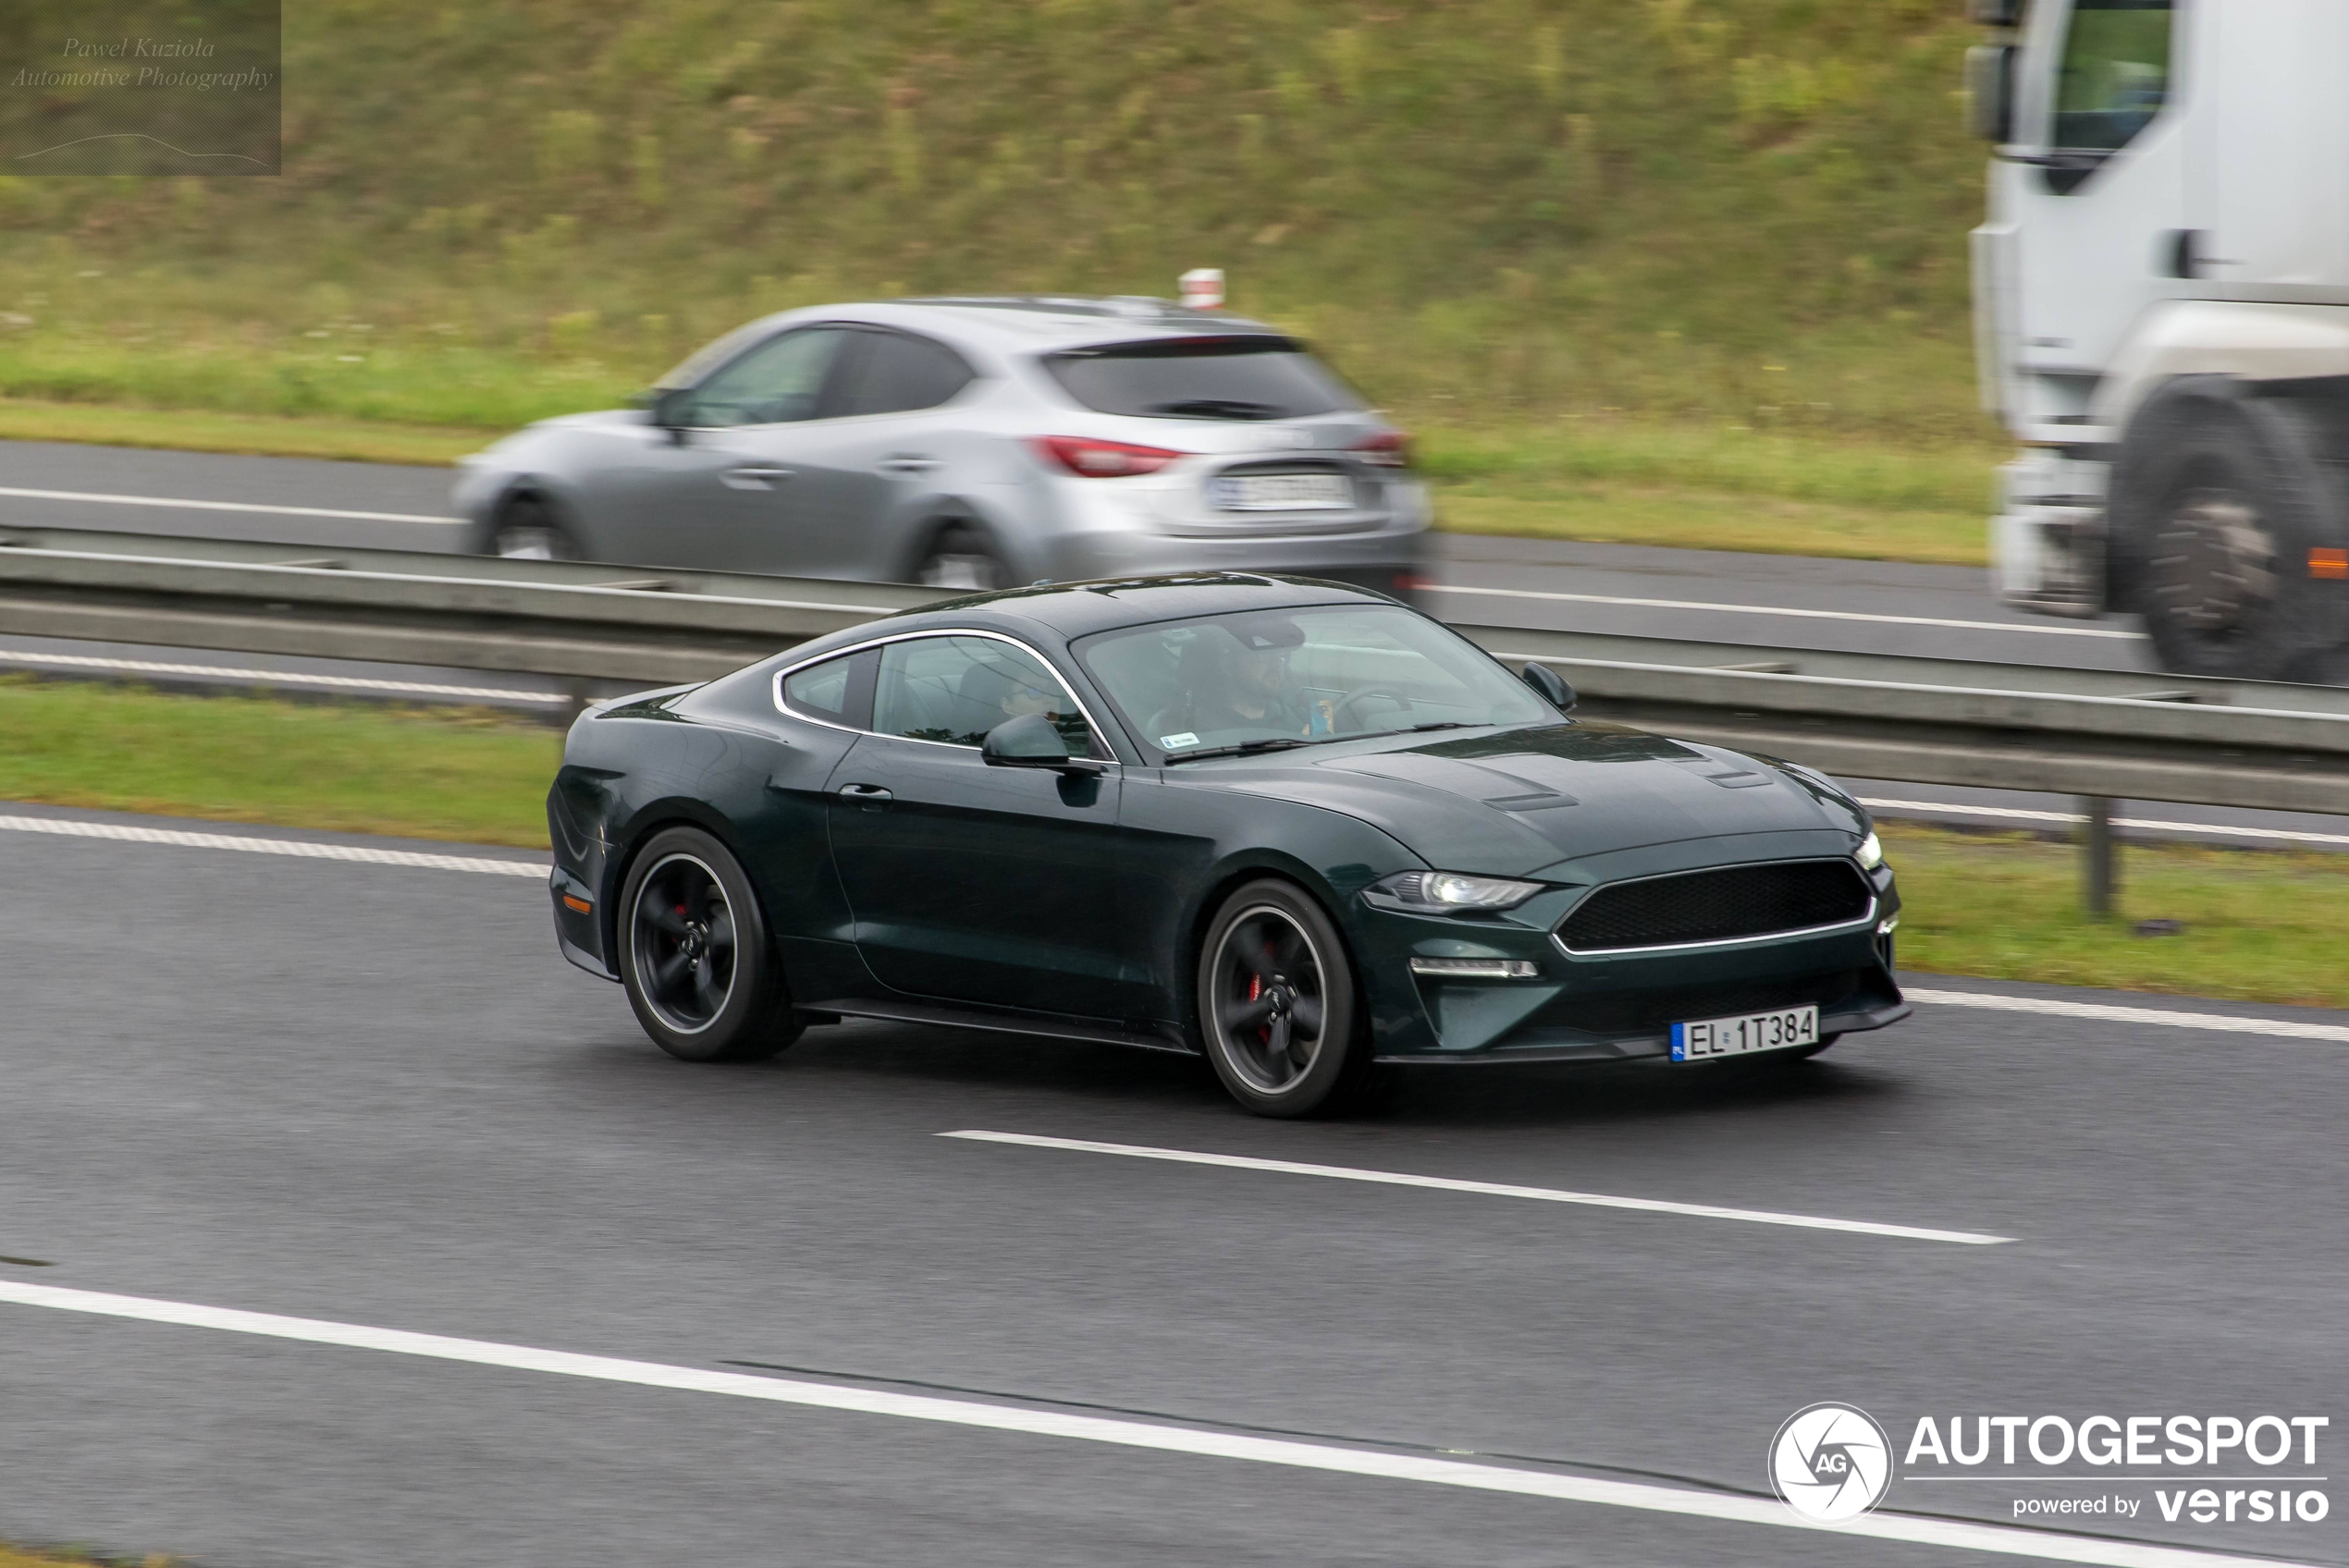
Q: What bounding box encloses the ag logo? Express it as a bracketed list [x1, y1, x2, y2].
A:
[1769, 1403, 1893, 1523]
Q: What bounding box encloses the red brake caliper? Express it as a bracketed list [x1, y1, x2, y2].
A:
[1247, 973, 1267, 1042]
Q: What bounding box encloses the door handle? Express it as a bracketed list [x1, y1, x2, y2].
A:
[837, 782, 893, 809]
[881, 455, 939, 474]
[722, 465, 795, 489]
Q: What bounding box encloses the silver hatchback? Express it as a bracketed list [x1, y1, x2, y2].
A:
[452, 296, 1429, 597]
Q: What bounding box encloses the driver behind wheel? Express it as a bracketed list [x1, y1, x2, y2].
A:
[1147, 618, 1334, 744]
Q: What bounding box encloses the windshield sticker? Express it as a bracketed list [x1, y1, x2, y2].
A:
[1159, 731, 1200, 750]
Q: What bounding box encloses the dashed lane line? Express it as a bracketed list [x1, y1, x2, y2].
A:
[0, 646, 566, 704]
[0, 815, 546, 876]
[0, 484, 461, 525]
[941, 1131, 2011, 1244]
[0, 1278, 2318, 1568]
[1433, 581, 2143, 638]
[1908, 988, 2349, 1046]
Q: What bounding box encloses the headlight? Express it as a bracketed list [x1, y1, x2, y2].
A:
[1855, 831, 1884, 870]
[1366, 870, 1545, 912]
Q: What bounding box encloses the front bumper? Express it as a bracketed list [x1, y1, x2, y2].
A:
[1358, 866, 1906, 1064]
[1993, 449, 2109, 618]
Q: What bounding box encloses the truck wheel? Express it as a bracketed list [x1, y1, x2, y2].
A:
[2109, 378, 2348, 681]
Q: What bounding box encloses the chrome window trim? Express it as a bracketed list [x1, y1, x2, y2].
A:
[1550, 858, 1877, 959]
[772, 627, 1119, 763]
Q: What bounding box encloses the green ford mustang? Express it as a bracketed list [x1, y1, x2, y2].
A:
[547, 573, 1905, 1116]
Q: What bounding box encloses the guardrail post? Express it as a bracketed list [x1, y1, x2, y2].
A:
[2080, 796, 2118, 917]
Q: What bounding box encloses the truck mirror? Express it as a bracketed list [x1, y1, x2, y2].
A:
[1965, 0, 2022, 26]
[1965, 44, 2015, 142]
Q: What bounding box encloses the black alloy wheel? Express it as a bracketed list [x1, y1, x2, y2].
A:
[616, 827, 802, 1062]
[1196, 879, 1362, 1118]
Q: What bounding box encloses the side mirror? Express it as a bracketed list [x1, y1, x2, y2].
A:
[982, 712, 1104, 775]
[1965, 43, 2015, 142]
[647, 387, 696, 442]
[1520, 662, 1577, 712]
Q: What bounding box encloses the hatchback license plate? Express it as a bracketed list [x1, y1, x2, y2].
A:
[1670, 1004, 1818, 1062]
[1211, 472, 1354, 511]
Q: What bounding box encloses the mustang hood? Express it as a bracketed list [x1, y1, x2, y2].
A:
[1291, 721, 1863, 872]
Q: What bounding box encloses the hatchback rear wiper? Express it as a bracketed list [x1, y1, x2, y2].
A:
[1147, 398, 1285, 420]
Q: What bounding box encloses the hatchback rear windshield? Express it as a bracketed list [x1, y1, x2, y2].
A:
[1041, 337, 1365, 422]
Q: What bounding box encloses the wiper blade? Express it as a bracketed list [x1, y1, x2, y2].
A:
[1162, 737, 1315, 764]
[1147, 398, 1285, 420]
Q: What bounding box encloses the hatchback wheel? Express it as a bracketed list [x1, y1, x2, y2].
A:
[915, 523, 1011, 592]
[616, 827, 801, 1062]
[486, 495, 579, 561]
[1196, 879, 1362, 1117]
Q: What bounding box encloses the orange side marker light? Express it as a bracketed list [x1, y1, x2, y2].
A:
[562, 895, 593, 913]
[2310, 547, 2349, 581]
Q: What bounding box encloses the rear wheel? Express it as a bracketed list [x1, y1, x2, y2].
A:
[2109, 379, 2348, 680]
[616, 827, 801, 1062]
[914, 522, 1011, 592]
[1195, 879, 1362, 1118]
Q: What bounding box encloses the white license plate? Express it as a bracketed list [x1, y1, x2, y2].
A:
[1211, 472, 1355, 511]
[1669, 1004, 1818, 1062]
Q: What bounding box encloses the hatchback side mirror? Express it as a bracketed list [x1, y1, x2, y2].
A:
[647, 386, 696, 443]
[983, 712, 1104, 775]
[1519, 662, 1577, 712]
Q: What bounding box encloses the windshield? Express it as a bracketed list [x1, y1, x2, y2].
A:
[1075, 605, 1553, 757]
[1042, 337, 1364, 421]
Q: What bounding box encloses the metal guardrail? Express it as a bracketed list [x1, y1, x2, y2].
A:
[6, 527, 2349, 818]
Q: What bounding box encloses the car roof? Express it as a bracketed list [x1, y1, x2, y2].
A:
[880, 572, 1398, 643]
[660, 299, 1292, 381]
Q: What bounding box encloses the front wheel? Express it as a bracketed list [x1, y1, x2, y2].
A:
[616, 827, 802, 1062]
[483, 495, 580, 561]
[1195, 879, 1363, 1118]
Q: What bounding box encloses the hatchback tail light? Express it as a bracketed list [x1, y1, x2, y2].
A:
[1031, 435, 1187, 478]
[1351, 431, 1412, 468]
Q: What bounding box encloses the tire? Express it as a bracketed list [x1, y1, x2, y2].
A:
[482, 494, 581, 562]
[914, 522, 1012, 592]
[2109, 379, 2349, 681]
[615, 827, 802, 1063]
[1195, 879, 1364, 1118]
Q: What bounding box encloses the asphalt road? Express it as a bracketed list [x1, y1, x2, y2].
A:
[1, 806, 2343, 1568]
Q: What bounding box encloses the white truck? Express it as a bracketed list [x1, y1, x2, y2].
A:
[1970, 0, 2349, 680]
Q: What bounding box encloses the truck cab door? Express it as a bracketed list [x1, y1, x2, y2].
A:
[2004, 0, 2185, 428]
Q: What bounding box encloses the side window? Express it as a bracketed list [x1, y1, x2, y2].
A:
[835, 330, 976, 418]
[678, 327, 853, 428]
[871, 635, 1100, 755]
[780, 649, 873, 726]
[2050, 0, 2171, 155]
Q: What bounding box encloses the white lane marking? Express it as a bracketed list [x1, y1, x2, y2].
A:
[940, 1132, 2009, 1245]
[0, 484, 461, 526]
[1863, 796, 2349, 849]
[0, 645, 565, 704]
[1433, 582, 2142, 639]
[1910, 988, 2349, 1045]
[0, 1279, 2316, 1568]
[0, 815, 546, 876]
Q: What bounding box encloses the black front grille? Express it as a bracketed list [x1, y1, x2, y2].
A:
[1557, 860, 1871, 952]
